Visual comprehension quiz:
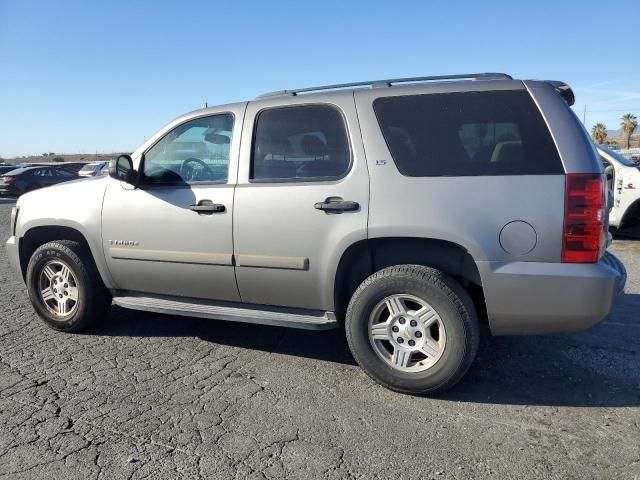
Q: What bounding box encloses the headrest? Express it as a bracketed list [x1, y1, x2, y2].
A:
[257, 136, 292, 160]
[301, 135, 328, 157]
[491, 141, 523, 163]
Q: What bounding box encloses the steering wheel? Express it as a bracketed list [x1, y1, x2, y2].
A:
[180, 158, 213, 182]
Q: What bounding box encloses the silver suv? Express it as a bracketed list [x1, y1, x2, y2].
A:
[5, 73, 626, 395]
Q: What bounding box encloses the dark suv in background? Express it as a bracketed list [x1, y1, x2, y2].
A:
[0, 166, 78, 197]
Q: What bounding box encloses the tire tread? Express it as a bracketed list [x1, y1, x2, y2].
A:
[26, 240, 110, 333]
[345, 264, 479, 395]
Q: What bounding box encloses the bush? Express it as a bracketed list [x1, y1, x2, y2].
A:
[52, 156, 65, 162]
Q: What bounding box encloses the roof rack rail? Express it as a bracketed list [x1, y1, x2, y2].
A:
[256, 73, 513, 99]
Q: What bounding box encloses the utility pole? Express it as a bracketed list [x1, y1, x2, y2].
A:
[583, 105, 587, 124]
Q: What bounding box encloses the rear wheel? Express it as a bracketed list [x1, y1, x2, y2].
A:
[26, 240, 111, 332]
[345, 265, 479, 395]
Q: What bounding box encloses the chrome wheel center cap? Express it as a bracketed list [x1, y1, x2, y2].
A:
[368, 294, 447, 372]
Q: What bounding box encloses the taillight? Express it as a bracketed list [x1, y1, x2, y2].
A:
[562, 174, 606, 263]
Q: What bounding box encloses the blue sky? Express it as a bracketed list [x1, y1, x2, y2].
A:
[1, 0, 639, 157]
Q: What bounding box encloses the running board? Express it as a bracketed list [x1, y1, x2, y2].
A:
[111, 292, 338, 330]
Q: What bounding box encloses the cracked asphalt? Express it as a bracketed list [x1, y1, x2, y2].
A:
[0, 197, 639, 479]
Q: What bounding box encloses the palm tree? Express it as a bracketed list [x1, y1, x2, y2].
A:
[591, 123, 608, 144]
[620, 113, 638, 149]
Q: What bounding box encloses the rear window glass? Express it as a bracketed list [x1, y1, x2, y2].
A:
[373, 90, 563, 176]
[79, 164, 97, 172]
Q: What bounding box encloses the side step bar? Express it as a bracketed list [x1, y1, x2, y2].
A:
[111, 292, 338, 330]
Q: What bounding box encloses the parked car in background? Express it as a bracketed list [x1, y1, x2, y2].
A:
[78, 161, 109, 177]
[598, 144, 640, 230]
[58, 162, 91, 174]
[0, 165, 18, 176]
[0, 166, 78, 197]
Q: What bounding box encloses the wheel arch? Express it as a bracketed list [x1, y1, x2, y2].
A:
[18, 225, 112, 288]
[620, 198, 640, 229]
[333, 237, 485, 321]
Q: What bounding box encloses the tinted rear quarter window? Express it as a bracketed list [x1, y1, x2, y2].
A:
[374, 90, 563, 176]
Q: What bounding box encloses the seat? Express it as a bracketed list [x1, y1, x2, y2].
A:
[253, 137, 296, 179]
[299, 135, 344, 177]
[491, 141, 524, 164]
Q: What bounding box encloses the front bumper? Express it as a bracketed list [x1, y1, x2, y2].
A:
[480, 251, 626, 336]
[5, 236, 22, 282]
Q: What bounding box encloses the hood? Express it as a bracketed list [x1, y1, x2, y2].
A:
[16, 177, 109, 235]
[17, 177, 107, 208]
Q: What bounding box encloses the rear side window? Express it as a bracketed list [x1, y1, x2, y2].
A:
[374, 90, 563, 176]
[56, 169, 75, 178]
[251, 105, 350, 181]
[33, 168, 53, 177]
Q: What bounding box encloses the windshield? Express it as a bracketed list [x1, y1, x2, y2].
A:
[598, 145, 637, 167]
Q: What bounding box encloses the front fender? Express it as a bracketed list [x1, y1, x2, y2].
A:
[16, 178, 114, 289]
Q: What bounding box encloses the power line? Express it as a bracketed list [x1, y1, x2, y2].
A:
[579, 108, 640, 113]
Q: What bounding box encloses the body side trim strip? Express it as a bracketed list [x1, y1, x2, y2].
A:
[235, 254, 309, 270]
[109, 248, 233, 266]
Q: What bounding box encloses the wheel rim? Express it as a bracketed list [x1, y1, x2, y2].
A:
[368, 294, 446, 373]
[38, 260, 79, 318]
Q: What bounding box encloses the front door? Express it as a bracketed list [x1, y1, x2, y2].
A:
[102, 106, 245, 301]
[233, 95, 369, 311]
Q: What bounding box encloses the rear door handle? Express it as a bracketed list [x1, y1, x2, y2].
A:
[314, 197, 360, 213]
[190, 199, 226, 214]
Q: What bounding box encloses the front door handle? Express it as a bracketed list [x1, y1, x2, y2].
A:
[314, 197, 360, 213]
[190, 199, 226, 214]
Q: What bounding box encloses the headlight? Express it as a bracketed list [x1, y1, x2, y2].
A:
[10, 206, 19, 236]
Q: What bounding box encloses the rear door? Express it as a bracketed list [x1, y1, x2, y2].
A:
[233, 93, 369, 310]
[32, 167, 58, 188]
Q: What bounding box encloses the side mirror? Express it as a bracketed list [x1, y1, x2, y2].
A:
[109, 155, 136, 185]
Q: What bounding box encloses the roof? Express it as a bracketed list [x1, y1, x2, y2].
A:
[253, 73, 575, 106]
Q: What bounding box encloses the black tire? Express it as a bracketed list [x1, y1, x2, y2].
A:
[26, 240, 111, 333]
[345, 265, 479, 395]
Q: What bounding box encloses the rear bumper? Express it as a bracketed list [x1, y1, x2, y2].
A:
[479, 251, 626, 336]
[5, 236, 22, 282]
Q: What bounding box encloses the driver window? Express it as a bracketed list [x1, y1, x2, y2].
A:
[143, 113, 234, 184]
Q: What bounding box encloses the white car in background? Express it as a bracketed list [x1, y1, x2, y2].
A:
[597, 145, 640, 230]
[78, 161, 109, 177]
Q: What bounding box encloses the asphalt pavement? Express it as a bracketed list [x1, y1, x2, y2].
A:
[0, 198, 638, 479]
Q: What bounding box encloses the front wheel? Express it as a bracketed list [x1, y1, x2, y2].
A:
[345, 265, 479, 395]
[26, 240, 111, 332]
